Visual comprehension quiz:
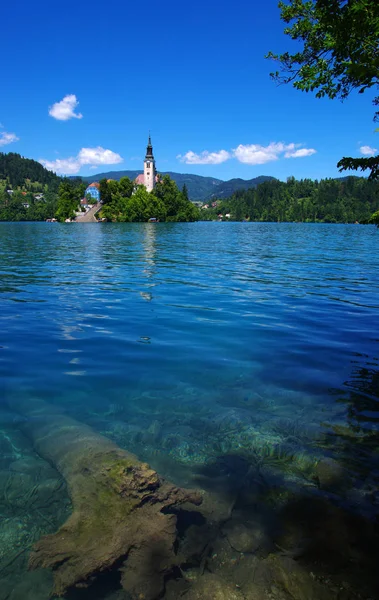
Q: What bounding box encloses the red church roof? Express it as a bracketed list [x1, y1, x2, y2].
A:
[135, 174, 145, 185]
[134, 174, 160, 186]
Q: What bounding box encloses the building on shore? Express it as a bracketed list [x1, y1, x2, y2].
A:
[134, 135, 158, 192]
[84, 182, 100, 202]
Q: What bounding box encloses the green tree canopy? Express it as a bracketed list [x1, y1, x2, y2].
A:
[267, 0, 379, 178]
[56, 180, 85, 221]
[200, 176, 379, 224]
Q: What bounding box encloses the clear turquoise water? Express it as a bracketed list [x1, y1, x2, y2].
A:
[1, 222, 379, 596]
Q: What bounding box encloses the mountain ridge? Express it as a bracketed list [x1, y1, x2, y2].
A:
[74, 170, 276, 201]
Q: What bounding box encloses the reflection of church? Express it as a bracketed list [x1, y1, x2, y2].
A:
[134, 135, 158, 193]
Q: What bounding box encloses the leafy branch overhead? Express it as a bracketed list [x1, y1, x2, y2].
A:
[266, 0, 379, 179]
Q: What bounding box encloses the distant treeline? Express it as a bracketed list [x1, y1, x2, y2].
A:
[202, 176, 379, 223]
[0, 153, 61, 189]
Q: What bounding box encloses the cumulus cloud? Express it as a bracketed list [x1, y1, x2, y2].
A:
[284, 146, 317, 158]
[40, 157, 81, 175]
[0, 130, 19, 147]
[177, 150, 231, 165]
[40, 146, 123, 175]
[233, 142, 284, 165]
[49, 94, 83, 121]
[177, 143, 317, 166]
[77, 147, 122, 166]
[233, 142, 316, 164]
[360, 145, 377, 156]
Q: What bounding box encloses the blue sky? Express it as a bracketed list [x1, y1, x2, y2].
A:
[1, 0, 377, 181]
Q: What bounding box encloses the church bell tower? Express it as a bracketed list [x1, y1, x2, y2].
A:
[144, 134, 156, 193]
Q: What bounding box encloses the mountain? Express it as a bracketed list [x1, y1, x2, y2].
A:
[77, 170, 222, 201]
[0, 152, 61, 188]
[76, 171, 276, 201]
[205, 176, 277, 200]
[0, 153, 276, 201]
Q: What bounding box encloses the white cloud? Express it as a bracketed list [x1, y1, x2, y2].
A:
[40, 157, 81, 175]
[285, 147, 317, 158]
[40, 146, 123, 175]
[49, 94, 83, 121]
[360, 145, 377, 156]
[0, 131, 19, 147]
[233, 142, 285, 165]
[233, 142, 316, 164]
[178, 150, 231, 165]
[77, 147, 122, 166]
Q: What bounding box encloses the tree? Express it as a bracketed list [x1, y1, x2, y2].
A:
[182, 183, 189, 201]
[99, 178, 112, 204]
[267, 0, 379, 179]
[369, 210, 379, 226]
[119, 176, 134, 198]
[56, 180, 83, 221]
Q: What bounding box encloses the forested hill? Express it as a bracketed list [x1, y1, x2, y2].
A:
[0, 153, 61, 188]
[77, 171, 275, 200]
[77, 170, 222, 201]
[202, 176, 379, 223]
[208, 176, 276, 200]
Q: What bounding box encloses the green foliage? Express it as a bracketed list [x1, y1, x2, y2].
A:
[99, 174, 200, 223]
[56, 180, 85, 222]
[182, 183, 189, 201]
[267, 0, 379, 180]
[0, 152, 61, 189]
[0, 188, 58, 221]
[85, 192, 96, 205]
[369, 209, 379, 226]
[201, 176, 379, 223]
[99, 178, 112, 204]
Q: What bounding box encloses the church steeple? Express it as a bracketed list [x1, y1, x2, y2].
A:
[143, 133, 156, 192]
[145, 134, 154, 160]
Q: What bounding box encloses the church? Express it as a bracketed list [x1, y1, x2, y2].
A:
[134, 135, 158, 192]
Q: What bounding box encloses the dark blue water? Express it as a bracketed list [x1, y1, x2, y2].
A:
[1, 222, 379, 596]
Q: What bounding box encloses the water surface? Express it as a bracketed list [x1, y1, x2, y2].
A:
[1, 222, 379, 596]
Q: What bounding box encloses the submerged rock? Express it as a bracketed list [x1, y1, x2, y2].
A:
[267, 555, 334, 600]
[179, 573, 245, 600]
[315, 457, 350, 492]
[223, 521, 265, 553]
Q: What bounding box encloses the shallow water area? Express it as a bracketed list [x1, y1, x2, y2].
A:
[1, 222, 379, 599]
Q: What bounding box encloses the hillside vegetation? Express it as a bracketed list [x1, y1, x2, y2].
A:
[0, 153, 61, 189]
[202, 176, 379, 223]
[0, 153, 378, 224]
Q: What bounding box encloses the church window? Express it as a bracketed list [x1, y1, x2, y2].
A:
[146, 162, 150, 168]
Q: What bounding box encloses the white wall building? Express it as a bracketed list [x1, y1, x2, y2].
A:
[135, 135, 157, 192]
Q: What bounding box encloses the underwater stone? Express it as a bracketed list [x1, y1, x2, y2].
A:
[315, 457, 350, 492]
[266, 555, 334, 600]
[180, 573, 245, 600]
[223, 522, 265, 553]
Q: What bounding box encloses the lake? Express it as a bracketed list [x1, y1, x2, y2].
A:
[1, 221, 379, 599]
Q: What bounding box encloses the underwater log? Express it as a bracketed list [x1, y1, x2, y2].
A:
[10, 397, 202, 599]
